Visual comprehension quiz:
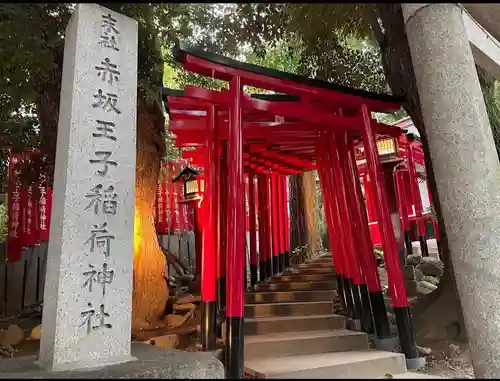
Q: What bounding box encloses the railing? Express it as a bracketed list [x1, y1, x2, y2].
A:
[0, 232, 196, 319]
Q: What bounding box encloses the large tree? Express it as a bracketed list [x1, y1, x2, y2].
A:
[0, 3, 288, 333]
[1, 2, 176, 333]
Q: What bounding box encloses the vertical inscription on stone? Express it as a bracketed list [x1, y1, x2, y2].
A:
[38, 4, 137, 371]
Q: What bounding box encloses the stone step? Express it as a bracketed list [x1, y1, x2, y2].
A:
[245, 329, 368, 360]
[306, 256, 334, 264]
[285, 267, 336, 275]
[254, 281, 336, 292]
[244, 350, 407, 379]
[244, 314, 346, 336]
[376, 372, 444, 379]
[298, 262, 334, 269]
[245, 301, 334, 318]
[245, 290, 335, 304]
[269, 273, 336, 283]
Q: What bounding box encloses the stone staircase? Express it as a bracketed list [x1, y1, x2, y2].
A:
[243, 254, 410, 379]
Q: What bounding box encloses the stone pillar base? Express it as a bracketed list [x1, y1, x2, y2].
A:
[406, 357, 426, 371]
[374, 337, 399, 352]
[0, 344, 224, 379]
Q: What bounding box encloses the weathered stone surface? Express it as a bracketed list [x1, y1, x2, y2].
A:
[417, 281, 438, 296]
[405, 280, 419, 297]
[404, 3, 500, 377]
[414, 268, 424, 282]
[39, 3, 138, 371]
[0, 343, 224, 379]
[422, 275, 440, 286]
[416, 257, 444, 277]
[403, 265, 415, 280]
[406, 254, 422, 267]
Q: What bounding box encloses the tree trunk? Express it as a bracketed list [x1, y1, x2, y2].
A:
[288, 174, 304, 249]
[131, 109, 169, 334]
[372, 3, 466, 342]
[34, 46, 63, 184]
[300, 171, 321, 254]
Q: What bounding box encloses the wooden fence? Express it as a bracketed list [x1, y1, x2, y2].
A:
[0, 232, 197, 319]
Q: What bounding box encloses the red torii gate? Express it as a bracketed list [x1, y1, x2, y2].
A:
[356, 132, 439, 259]
[164, 41, 421, 377]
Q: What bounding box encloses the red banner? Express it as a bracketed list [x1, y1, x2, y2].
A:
[155, 159, 196, 233]
[7, 152, 54, 261]
[38, 182, 52, 242]
[7, 154, 23, 262]
[155, 183, 168, 233]
[21, 184, 39, 247]
[8, 154, 196, 250]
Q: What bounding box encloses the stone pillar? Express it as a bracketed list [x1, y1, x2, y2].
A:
[38, 3, 138, 371]
[403, 3, 500, 378]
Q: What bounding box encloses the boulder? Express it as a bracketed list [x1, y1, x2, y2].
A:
[403, 265, 415, 280]
[417, 345, 432, 356]
[407, 254, 422, 266]
[416, 257, 444, 277]
[414, 268, 424, 282]
[417, 280, 438, 295]
[422, 275, 440, 286]
[1, 325, 24, 347]
[405, 280, 419, 297]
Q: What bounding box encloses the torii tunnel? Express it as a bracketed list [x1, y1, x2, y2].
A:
[356, 131, 439, 259]
[163, 41, 421, 378]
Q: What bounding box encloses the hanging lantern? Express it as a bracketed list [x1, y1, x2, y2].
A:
[173, 166, 204, 202]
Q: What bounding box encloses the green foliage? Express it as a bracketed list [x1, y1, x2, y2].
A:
[0, 103, 40, 190]
[279, 4, 388, 93]
[0, 4, 73, 106]
[0, 3, 280, 180]
[373, 109, 408, 125]
[0, 202, 7, 243]
[478, 67, 500, 159]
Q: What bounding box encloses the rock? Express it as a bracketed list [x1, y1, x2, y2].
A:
[0, 344, 14, 358]
[405, 280, 419, 297]
[146, 334, 179, 349]
[176, 294, 201, 304]
[422, 275, 440, 286]
[1, 325, 24, 347]
[414, 268, 424, 282]
[403, 265, 415, 280]
[407, 254, 422, 266]
[417, 345, 432, 356]
[416, 257, 444, 277]
[417, 280, 438, 295]
[167, 314, 186, 329]
[30, 325, 41, 341]
[174, 303, 196, 312]
[449, 343, 461, 358]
